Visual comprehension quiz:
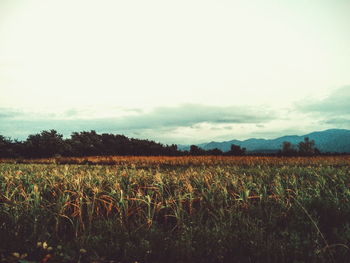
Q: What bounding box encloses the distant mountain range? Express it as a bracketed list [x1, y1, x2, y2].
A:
[178, 129, 350, 153]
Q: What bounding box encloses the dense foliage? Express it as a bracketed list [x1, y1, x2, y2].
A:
[0, 130, 180, 158]
[0, 130, 246, 158]
[1, 156, 350, 262]
[0, 130, 329, 159]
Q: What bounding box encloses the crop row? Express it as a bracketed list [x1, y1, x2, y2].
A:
[0, 157, 350, 262]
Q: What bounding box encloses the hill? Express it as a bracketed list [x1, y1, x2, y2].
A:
[178, 129, 350, 153]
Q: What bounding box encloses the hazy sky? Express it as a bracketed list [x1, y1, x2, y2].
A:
[1, 0, 350, 144]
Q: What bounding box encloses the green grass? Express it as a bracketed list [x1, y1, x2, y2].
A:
[0, 158, 350, 262]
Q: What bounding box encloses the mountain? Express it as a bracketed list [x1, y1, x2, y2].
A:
[178, 129, 350, 153]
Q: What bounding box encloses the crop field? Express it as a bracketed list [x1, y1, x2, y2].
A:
[1, 156, 350, 263]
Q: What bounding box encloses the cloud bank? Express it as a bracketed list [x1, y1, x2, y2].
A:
[299, 86, 350, 115]
[298, 86, 350, 126]
[0, 104, 275, 142]
[2, 86, 350, 144]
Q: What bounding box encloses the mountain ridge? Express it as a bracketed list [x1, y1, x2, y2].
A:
[178, 129, 350, 153]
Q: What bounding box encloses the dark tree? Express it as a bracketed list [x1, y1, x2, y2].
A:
[207, 148, 223, 155]
[68, 130, 103, 156]
[280, 141, 297, 156]
[227, 144, 246, 156]
[189, 145, 205, 156]
[100, 133, 130, 155]
[0, 135, 13, 157]
[24, 130, 67, 158]
[298, 137, 316, 156]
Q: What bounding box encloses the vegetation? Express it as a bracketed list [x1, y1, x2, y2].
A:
[1, 130, 330, 159]
[1, 156, 350, 262]
[0, 130, 180, 158]
[280, 141, 297, 156]
[279, 137, 321, 156]
[0, 130, 248, 158]
[228, 144, 246, 155]
[298, 137, 320, 156]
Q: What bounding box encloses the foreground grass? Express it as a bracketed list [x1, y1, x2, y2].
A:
[0, 156, 350, 262]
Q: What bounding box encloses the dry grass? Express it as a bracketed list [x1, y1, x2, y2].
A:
[1, 156, 350, 262]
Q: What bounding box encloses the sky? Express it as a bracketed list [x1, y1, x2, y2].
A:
[1, 0, 350, 144]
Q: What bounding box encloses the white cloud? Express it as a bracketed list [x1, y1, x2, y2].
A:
[1, 1, 350, 142]
[1, 0, 350, 111]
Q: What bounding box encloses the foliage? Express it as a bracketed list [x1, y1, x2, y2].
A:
[280, 141, 298, 156]
[189, 145, 205, 155]
[298, 137, 319, 156]
[24, 130, 68, 158]
[0, 130, 181, 158]
[0, 135, 14, 158]
[279, 138, 321, 156]
[0, 130, 343, 159]
[227, 144, 246, 155]
[0, 156, 350, 262]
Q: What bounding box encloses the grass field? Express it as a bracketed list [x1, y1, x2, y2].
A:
[1, 156, 350, 262]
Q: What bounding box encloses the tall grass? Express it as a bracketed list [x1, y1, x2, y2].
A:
[0, 156, 350, 262]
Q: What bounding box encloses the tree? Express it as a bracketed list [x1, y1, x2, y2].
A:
[298, 137, 316, 156]
[227, 144, 246, 156]
[0, 135, 13, 157]
[189, 145, 205, 155]
[207, 148, 223, 155]
[280, 141, 297, 156]
[100, 133, 130, 155]
[69, 130, 103, 156]
[24, 130, 67, 158]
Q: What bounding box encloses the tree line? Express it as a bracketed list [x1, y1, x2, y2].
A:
[0, 130, 248, 158]
[278, 137, 320, 156]
[0, 130, 323, 158]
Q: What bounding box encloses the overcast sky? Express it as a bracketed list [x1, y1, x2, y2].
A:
[1, 0, 350, 144]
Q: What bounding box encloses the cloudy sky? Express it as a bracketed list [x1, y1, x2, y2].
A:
[1, 0, 350, 144]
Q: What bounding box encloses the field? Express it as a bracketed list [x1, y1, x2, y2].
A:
[1, 156, 350, 263]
